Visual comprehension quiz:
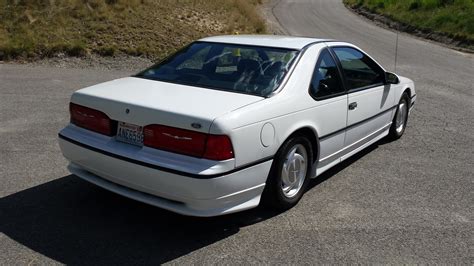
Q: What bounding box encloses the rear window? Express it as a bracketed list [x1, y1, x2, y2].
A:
[136, 42, 299, 97]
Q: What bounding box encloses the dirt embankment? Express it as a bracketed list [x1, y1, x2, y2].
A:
[345, 5, 474, 53]
[0, 0, 267, 69]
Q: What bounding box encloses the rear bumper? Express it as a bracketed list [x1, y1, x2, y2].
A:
[58, 128, 272, 217]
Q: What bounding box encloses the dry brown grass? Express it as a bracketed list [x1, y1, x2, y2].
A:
[0, 0, 267, 60]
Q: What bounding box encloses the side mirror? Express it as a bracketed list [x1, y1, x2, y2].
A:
[385, 72, 400, 84]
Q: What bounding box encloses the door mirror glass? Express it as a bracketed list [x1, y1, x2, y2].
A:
[385, 72, 400, 84]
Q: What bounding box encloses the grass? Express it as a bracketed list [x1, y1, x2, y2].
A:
[343, 0, 474, 44]
[0, 0, 267, 60]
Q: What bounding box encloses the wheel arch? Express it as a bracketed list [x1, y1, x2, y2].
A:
[403, 87, 411, 99]
[279, 125, 320, 164]
[261, 124, 321, 205]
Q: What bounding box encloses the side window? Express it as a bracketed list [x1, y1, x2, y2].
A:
[310, 49, 345, 99]
[332, 47, 384, 90]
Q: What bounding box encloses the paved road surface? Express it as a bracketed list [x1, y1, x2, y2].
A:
[1, 0, 473, 264]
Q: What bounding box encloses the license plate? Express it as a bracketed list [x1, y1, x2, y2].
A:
[116, 122, 144, 146]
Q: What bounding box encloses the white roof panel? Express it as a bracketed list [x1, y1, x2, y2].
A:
[199, 35, 331, 50]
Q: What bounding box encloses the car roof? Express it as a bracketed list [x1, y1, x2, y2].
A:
[199, 35, 332, 50]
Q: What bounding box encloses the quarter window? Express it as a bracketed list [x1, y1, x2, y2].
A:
[333, 47, 384, 90]
[310, 49, 345, 99]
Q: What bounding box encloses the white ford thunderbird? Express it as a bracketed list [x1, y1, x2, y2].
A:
[59, 35, 416, 217]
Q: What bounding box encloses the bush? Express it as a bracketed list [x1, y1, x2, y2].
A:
[343, 0, 474, 45]
[408, 0, 421, 10]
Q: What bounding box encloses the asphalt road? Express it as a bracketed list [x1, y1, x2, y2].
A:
[1, 0, 473, 264]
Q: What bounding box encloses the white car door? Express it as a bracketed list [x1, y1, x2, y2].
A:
[308, 48, 348, 174]
[331, 46, 395, 154]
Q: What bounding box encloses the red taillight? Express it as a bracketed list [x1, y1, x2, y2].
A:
[69, 103, 114, 136]
[203, 135, 234, 160]
[143, 124, 234, 160]
[144, 125, 207, 157]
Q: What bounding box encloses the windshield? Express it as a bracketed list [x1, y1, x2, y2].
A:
[136, 42, 299, 97]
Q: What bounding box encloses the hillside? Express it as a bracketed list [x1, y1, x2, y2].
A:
[344, 0, 474, 50]
[0, 0, 266, 60]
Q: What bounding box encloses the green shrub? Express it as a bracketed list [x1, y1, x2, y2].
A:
[408, 0, 421, 10]
[344, 0, 474, 44]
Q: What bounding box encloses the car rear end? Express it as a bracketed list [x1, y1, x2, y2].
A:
[58, 77, 271, 217]
[58, 39, 303, 216]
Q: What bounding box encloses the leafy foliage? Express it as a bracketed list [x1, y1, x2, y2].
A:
[344, 0, 474, 42]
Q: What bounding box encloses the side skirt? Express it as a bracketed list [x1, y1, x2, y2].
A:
[311, 122, 391, 178]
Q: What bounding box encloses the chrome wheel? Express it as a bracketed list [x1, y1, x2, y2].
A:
[281, 144, 307, 198]
[395, 101, 408, 134]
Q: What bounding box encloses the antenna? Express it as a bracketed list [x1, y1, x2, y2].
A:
[394, 24, 399, 72]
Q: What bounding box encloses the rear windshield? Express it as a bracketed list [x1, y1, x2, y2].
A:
[136, 42, 299, 97]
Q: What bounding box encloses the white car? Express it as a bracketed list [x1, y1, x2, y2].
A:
[58, 35, 416, 217]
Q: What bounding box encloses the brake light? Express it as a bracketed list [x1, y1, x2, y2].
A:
[143, 125, 234, 160]
[203, 135, 234, 160]
[69, 103, 114, 136]
[144, 125, 207, 157]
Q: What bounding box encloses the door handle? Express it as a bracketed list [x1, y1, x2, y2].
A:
[348, 102, 358, 110]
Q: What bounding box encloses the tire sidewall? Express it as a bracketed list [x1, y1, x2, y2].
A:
[390, 93, 410, 139]
[263, 135, 313, 209]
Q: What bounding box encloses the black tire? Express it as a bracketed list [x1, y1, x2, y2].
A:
[261, 134, 313, 211]
[388, 93, 410, 140]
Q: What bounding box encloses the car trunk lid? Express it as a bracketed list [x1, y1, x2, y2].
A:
[70, 77, 263, 133]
